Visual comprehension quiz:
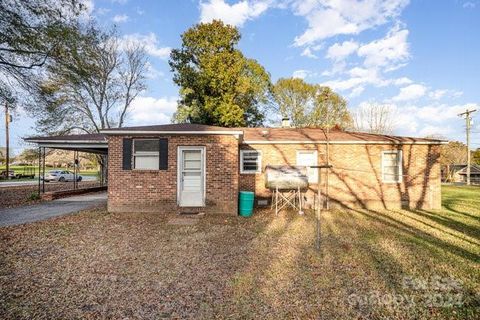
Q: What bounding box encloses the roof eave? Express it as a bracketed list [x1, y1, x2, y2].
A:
[100, 130, 244, 135]
[242, 140, 446, 145]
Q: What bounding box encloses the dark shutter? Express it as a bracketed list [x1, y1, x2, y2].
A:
[122, 138, 132, 170]
[159, 138, 168, 170]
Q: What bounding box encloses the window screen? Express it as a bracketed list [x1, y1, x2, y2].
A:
[133, 139, 159, 170]
[382, 151, 402, 183]
[296, 150, 318, 183]
[240, 150, 261, 173]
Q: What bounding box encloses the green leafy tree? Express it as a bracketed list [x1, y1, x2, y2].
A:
[0, 0, 85, 102]
[16, 148, 40, 165]
[272, 78, 317, 127]
[169, 20, 271, 127]
[272, 77, 352, 128]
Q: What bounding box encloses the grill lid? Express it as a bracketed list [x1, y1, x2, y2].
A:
[265, 165, 309, 190]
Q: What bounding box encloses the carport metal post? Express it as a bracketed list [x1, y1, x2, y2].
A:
[73, 151, 77, 190]
[37, 147, 41, 196]
[42, 147, 45, 194]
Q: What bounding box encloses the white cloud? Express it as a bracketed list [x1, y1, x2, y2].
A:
[119, 33, 171, 59]
[349, 86, 365, 97]
[414, 103, 476, 122]
[392, 77, 413, 86]
[429, 89, 463, 100]
[354, 102, 479, 138]
[112, 14, 129, 23]
[292, 0, 409, 46]
[199, 0, 271, 27]
[357, 27, 409, 69]
[326, 40, 358, 61]
[463, 2, 476, 9]
[322, 67, 388, 91]
[320, 27, 411, 96]
[144, 62, 164, 79]
[391, 84, 427, 101]
[129, 96, 178, 124]
[292, 69, 309, 79]
[301, 47, 318, 59]
[96, 8, 111, 15]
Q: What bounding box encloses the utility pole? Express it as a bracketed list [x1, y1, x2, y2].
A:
[458, 108, 477, 185]
[4, 102, 10, 179]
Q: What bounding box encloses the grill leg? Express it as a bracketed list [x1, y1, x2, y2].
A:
[298, 187, 304, 215]
[275, 187, 278, 216]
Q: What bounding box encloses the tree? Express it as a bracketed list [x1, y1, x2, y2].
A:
[440, 141, 468, 166]
[312, 86, 352, 128]
[272, 77, 352, 128]
[16, 148, 40, 165]
[440, 141, 468, 182]
[169, 20, 271, 127]
[272, 78, 317, 127]
[472, 148, 480, 165]
[26, 24, 148, 134]
[0, 0, 85, 102]
[0, 148, 5, 165]
[353, 102, 395, 134]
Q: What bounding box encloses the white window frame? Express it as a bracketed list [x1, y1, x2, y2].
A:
[382, 150, 403, 183]
[133, 139, 160, 170]
[296, 150, 318, 183]
[240, 150, 262, 174]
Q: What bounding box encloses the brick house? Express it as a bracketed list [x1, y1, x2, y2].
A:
[26, 123, 445, 215]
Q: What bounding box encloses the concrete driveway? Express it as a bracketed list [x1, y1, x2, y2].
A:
[0, 192, 107, 227]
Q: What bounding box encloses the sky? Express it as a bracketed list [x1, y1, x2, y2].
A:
[1, 0, 480, 154]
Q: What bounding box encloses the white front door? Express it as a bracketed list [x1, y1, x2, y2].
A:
[178, 147, 205, 207]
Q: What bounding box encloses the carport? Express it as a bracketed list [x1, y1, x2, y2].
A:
[24, 133, 108, 196]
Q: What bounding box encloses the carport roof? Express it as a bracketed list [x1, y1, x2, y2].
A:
[24, 133, 108, 154]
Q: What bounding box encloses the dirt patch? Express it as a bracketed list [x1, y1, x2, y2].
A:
[0, 181, 102, 209]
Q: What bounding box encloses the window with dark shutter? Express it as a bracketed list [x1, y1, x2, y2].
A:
[122, 138, 132, 170]
[159, 138, 168, 170]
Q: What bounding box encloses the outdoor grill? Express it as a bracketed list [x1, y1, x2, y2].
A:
[265, 165, 309, 215]
[265, 165, 309, 190]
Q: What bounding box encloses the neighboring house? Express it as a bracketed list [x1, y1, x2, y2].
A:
[441, 164, 466, 183]
[441, 164, 480, 184]
[25, 124, 445, 215]
[456, 164, 480, 184]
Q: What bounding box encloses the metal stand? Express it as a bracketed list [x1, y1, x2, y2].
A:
[271, 186, 304, 215]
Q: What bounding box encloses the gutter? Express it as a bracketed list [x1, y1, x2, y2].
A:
[242, 140, 448, 145]
[100, 130, 244, 135]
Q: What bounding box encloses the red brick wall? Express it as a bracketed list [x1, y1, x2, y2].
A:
[108, 135, 239, 215]
[239, 143, 441, 210]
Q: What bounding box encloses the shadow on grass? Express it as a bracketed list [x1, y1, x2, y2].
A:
[351, 208, 479, 263]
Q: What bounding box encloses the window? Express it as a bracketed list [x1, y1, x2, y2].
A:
[240, 150, 262, 174]
[296, 150, 318, 183]
[133, 139, 159, 170]
[382, 151, 402, 183]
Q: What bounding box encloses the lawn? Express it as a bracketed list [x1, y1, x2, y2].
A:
[0, 186, 478, 319]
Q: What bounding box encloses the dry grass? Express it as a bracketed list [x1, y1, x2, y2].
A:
[0, 186, 478, 319]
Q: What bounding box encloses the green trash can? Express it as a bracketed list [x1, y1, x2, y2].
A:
[239, 191, 255, 217]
